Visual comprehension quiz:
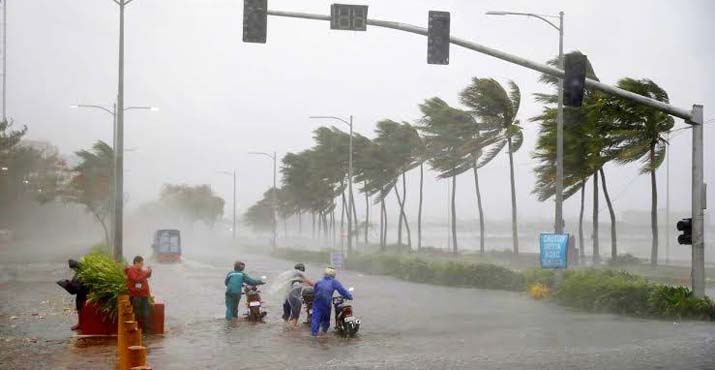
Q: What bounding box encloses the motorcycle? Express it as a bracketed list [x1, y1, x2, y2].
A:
[332, 287, 359, 337]
[244, 276, 268, 322]
[301, 286, 314, 325]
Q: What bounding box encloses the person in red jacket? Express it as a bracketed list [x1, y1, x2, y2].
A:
[125, 255, 152, 333]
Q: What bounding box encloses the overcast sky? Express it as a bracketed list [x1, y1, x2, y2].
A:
[9, 0, 715, 227]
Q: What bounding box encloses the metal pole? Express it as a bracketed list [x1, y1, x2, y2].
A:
[2, 0, 6, 121]
[347, 116, 354, 252]
[272, 151, 277, 248]
[110, 102, 117, 250]
[113, 0, 125, 262]
[555, 11, 564, 234]
[666, 131, 670, 264]
[689, 105, 705, 297]
[233, 170, 237, 240]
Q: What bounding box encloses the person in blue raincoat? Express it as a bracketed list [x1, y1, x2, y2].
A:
[311, 266, 352, 336]
[225, 261, 264, 320]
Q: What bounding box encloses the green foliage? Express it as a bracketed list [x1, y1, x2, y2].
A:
[77, 251, 128, 321]
[608, 253, 642, 267]
[66, 141, 114, 245]
[648, 286, 715, 320]
[244, 188, 278, 233]
[555, 269, 715, 320]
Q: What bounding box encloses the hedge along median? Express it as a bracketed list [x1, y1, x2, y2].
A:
[271, 248, 715, 321]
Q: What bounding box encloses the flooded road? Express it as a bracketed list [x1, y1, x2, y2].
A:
[2, 242, 714, 369]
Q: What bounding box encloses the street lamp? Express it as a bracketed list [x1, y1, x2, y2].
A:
[217, 170, 238, 240]
[249, 151, 277, 249]
[486, 10, 565, 235]
[309, 115, 355, 252]
[70, 102, 157, 260]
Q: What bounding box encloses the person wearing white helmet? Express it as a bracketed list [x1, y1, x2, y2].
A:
[311, 266, 352, 336]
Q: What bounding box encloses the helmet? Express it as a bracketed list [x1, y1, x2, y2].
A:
[294, 263, 305, 272]
[234, 261, 246, 271]
[324, 266, 336, 277]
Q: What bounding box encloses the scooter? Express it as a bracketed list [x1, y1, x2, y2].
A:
[244, 276, 268, 322]
[333, 287, 359, 337]
[301, 286, 314, 325]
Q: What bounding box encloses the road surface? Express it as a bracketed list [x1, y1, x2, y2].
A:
[1, 241, 713, 369]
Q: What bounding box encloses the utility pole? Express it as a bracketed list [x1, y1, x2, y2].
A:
[2, 0, 7, 121]
[113, 0, 127, 262]
[249, 151, 277, 248]
[233, 170, 237, 240]
[555, 11, 565, 234]
[666, 131, 671, 265]
[689, 105, 705, 297]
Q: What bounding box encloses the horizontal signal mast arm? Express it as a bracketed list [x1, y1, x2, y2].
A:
[267, 9, 694, 121]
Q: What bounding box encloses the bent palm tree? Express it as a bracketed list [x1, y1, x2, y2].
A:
[599, 78, 674, 266]
[460, 78, 524, 254]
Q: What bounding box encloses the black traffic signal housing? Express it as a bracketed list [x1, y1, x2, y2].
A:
[243, 0, 268, 43]
[677, 218, 692, 245]
[427, 11, 450, 65]
[563, 53, 587, 107]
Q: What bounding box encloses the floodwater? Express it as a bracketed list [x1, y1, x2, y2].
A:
[1, 241, 714, 370]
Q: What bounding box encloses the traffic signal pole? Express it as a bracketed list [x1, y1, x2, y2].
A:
[264, 7, 705, 297]
[690, 105, 705, 297]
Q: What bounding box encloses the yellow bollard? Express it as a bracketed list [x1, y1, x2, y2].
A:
[127, 345, 147, 368]
[117, 296, 130, 370]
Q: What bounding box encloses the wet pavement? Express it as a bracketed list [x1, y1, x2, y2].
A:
[1, 241, 714, 369]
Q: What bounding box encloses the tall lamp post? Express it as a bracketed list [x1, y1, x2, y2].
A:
[70, 103, 157, 259]
[309, 115, 354, 251]
[217, 170, 237, 240]
[249, 151, 277, 248]
[486, 10, 565, 235]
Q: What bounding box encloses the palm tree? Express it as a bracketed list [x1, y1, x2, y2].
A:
[460, 78, 524, 254]
[599, 78, 674, 266]
[417, 98, 481, 253]
[531, 51, 618, 263]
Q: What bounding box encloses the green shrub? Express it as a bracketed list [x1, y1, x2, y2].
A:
[553, 269, 652, 316]
[77, 251, 128, 321]
[648, 285, 715, 320]
[608, 254, 642, 267]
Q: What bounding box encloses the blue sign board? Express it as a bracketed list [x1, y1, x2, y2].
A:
[330, 251, 345, 269]
[540, 233, 569, 269]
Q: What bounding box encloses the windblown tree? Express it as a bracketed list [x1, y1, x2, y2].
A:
[159, 184, 225, 228]
[460, 78, 524, 254]
[244, 188, 277, 235]
[371, 120, 424, 248]
[67, 141, 114, 246]
[531, 51, 618, 263]
[417, 98, 482, 253]
[598, 78, 674, 266]
[354, 137, 395, 250]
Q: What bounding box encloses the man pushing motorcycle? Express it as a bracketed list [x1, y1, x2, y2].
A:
[311, 266, 352, 336]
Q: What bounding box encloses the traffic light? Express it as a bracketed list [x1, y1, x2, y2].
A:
[243, 0, 267, 43]
[330, 4, 368, 31]
[427, 11, 450, 65]
[563, 53, 587, 107]
[677, 218, 692, 245]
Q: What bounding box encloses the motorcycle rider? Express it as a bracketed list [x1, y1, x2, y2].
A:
[225, 261, 264, 320]
[311, 266, 352, 336]
[282, 263, 314, 325]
